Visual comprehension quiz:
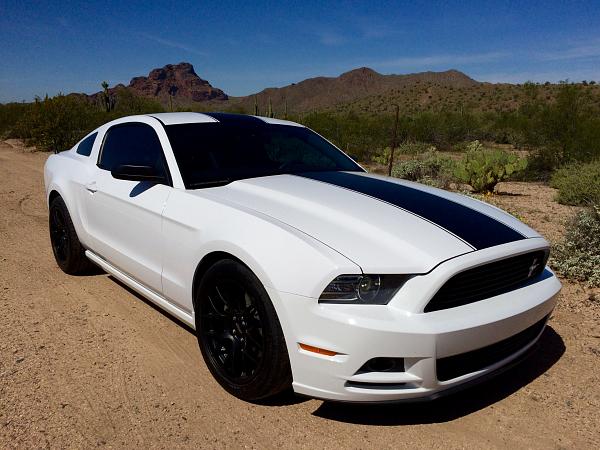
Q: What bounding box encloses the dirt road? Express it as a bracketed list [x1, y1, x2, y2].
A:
[1, 141, 598, 449]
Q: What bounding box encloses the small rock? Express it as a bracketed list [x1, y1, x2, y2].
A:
[15, 357, 25, 363]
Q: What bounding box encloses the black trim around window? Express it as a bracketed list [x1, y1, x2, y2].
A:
[76, 132, 97, 157]
[97, 122, 173, 187]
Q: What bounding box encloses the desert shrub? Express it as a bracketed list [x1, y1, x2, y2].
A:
[452, 141, 475, 152]
[454, 143, 527, 193]
[110, 89, 164, 116]
[464, 139, 484, 153]
[371, 142, 434, 164]
[0, 102, 30, 138]
[397, 142, 435, 155]
[14, 94, 100, 151]
[10, 91, 164, 151]
[550, 160, 600, 205]
[551, 204, 600, 286]
[392, 150, 456, 188]
[513, 147, 558, 181]
[371, 147, 391, 165]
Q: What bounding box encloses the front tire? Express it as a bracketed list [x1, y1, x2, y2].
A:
[49, 196, 93, 275]
[195, 259, 292, 401]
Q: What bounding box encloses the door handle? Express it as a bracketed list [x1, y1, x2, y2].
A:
[85, 181, 97, 193]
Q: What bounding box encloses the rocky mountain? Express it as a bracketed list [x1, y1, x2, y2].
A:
[97, 62, 228, 106]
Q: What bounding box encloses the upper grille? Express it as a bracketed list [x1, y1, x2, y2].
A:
[424, 250, 548, 313]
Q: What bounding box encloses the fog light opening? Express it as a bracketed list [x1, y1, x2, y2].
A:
[358, 357, 405, 373]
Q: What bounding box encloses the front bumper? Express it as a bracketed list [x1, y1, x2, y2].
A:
[268, 238, 561, 402]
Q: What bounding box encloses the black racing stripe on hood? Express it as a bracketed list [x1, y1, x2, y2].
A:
[296, 171, 525, 250]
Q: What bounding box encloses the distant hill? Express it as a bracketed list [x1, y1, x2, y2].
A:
[227, 67, 479, 114]
[328, 81, 556, 115]
[93, 62, 599, 116]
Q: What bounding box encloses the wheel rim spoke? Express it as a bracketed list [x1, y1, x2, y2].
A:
[50, 208, 69, 262]
[200, 278, 265, 382]
[214, 285, 232, 310]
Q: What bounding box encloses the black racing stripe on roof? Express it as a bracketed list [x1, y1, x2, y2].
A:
[203, 112, 266, 126]
[149, 115, 166, 125]
[296, 171, 525, 250]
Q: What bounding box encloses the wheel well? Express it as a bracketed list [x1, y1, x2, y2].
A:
[48, 190, 61, 205]
[192, 251, 246, 306]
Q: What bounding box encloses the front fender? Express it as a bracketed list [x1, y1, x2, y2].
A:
[160, 189, 361, 314]
[44, 152, 94, 249]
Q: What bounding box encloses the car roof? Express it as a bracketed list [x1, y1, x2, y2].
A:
[147, 112, 304, 127]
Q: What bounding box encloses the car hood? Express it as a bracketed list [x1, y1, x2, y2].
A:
[194, 171, 540, 274]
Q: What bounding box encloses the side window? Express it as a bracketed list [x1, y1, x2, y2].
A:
[98, 123, 169, 181]
[76, 132, 97, 157]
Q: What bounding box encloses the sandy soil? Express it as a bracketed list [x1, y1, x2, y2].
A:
[1, 141, 599, 449]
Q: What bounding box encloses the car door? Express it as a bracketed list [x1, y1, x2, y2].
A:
[84, 121, 172, 294]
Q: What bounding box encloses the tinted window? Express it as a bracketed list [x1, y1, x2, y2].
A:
[76, 132, 97, 157]
[165, 123, 362, 189]
[99, 123, 168, 179]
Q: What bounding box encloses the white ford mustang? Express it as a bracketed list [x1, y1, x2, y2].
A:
[44, 112, 561, 402]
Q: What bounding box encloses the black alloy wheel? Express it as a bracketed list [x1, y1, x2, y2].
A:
[48, 196, 94, 274]
[49, 205, 70, 265]
[200, 279, 265, 381]
[195, 259, 292, 401]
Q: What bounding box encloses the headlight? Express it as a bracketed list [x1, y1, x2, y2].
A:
[319, 274, 410, 305]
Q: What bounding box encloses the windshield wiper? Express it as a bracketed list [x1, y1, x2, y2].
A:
[187, 179, 233, 189]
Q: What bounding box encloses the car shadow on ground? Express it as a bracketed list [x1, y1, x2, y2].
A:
[105, 275, 564, 414]
[312, 325, 564, 424]
[107, 275, 310, 406]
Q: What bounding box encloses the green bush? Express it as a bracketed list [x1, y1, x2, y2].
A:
[7, 90, 164, 151]
[464, 140, 484, 153]
[396, 142, 435, 155]
[551, 204, 600, 286]
[550, 160, 600, 206]
[371, 142, 434, 165]
[14, 94, 100, 151]
[371, 147, 391, 165]
[454, 143, 527, 193]
[392, 150, 456, 188]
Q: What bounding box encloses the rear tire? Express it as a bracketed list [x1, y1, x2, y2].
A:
[195, 259, 292, 401]
[49, 196, 93, 275]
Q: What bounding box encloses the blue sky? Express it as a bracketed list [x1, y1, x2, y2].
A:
[1, 0, 599, 102]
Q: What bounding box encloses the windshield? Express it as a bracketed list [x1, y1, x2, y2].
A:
[164, 122, 364, 189]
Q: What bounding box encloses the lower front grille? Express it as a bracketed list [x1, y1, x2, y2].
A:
[436, 315, 548, 382]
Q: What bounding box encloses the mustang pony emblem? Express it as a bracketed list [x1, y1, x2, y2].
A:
[528, 258, 541, 278]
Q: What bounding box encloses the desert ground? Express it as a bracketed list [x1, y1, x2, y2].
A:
[1, 140, 599, 449]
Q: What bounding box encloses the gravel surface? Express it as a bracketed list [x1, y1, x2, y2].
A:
[1, 141, 598, 449]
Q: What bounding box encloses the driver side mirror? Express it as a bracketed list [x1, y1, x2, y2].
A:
[111, 164, 167, 183]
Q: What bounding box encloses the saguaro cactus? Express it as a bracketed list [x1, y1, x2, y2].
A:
[168, 85, 178, 112]
[267, 97, 274, 118]
[101, 81, 114, 112]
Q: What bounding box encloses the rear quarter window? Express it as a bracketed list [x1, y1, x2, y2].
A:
[76, 133, 97, 157]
